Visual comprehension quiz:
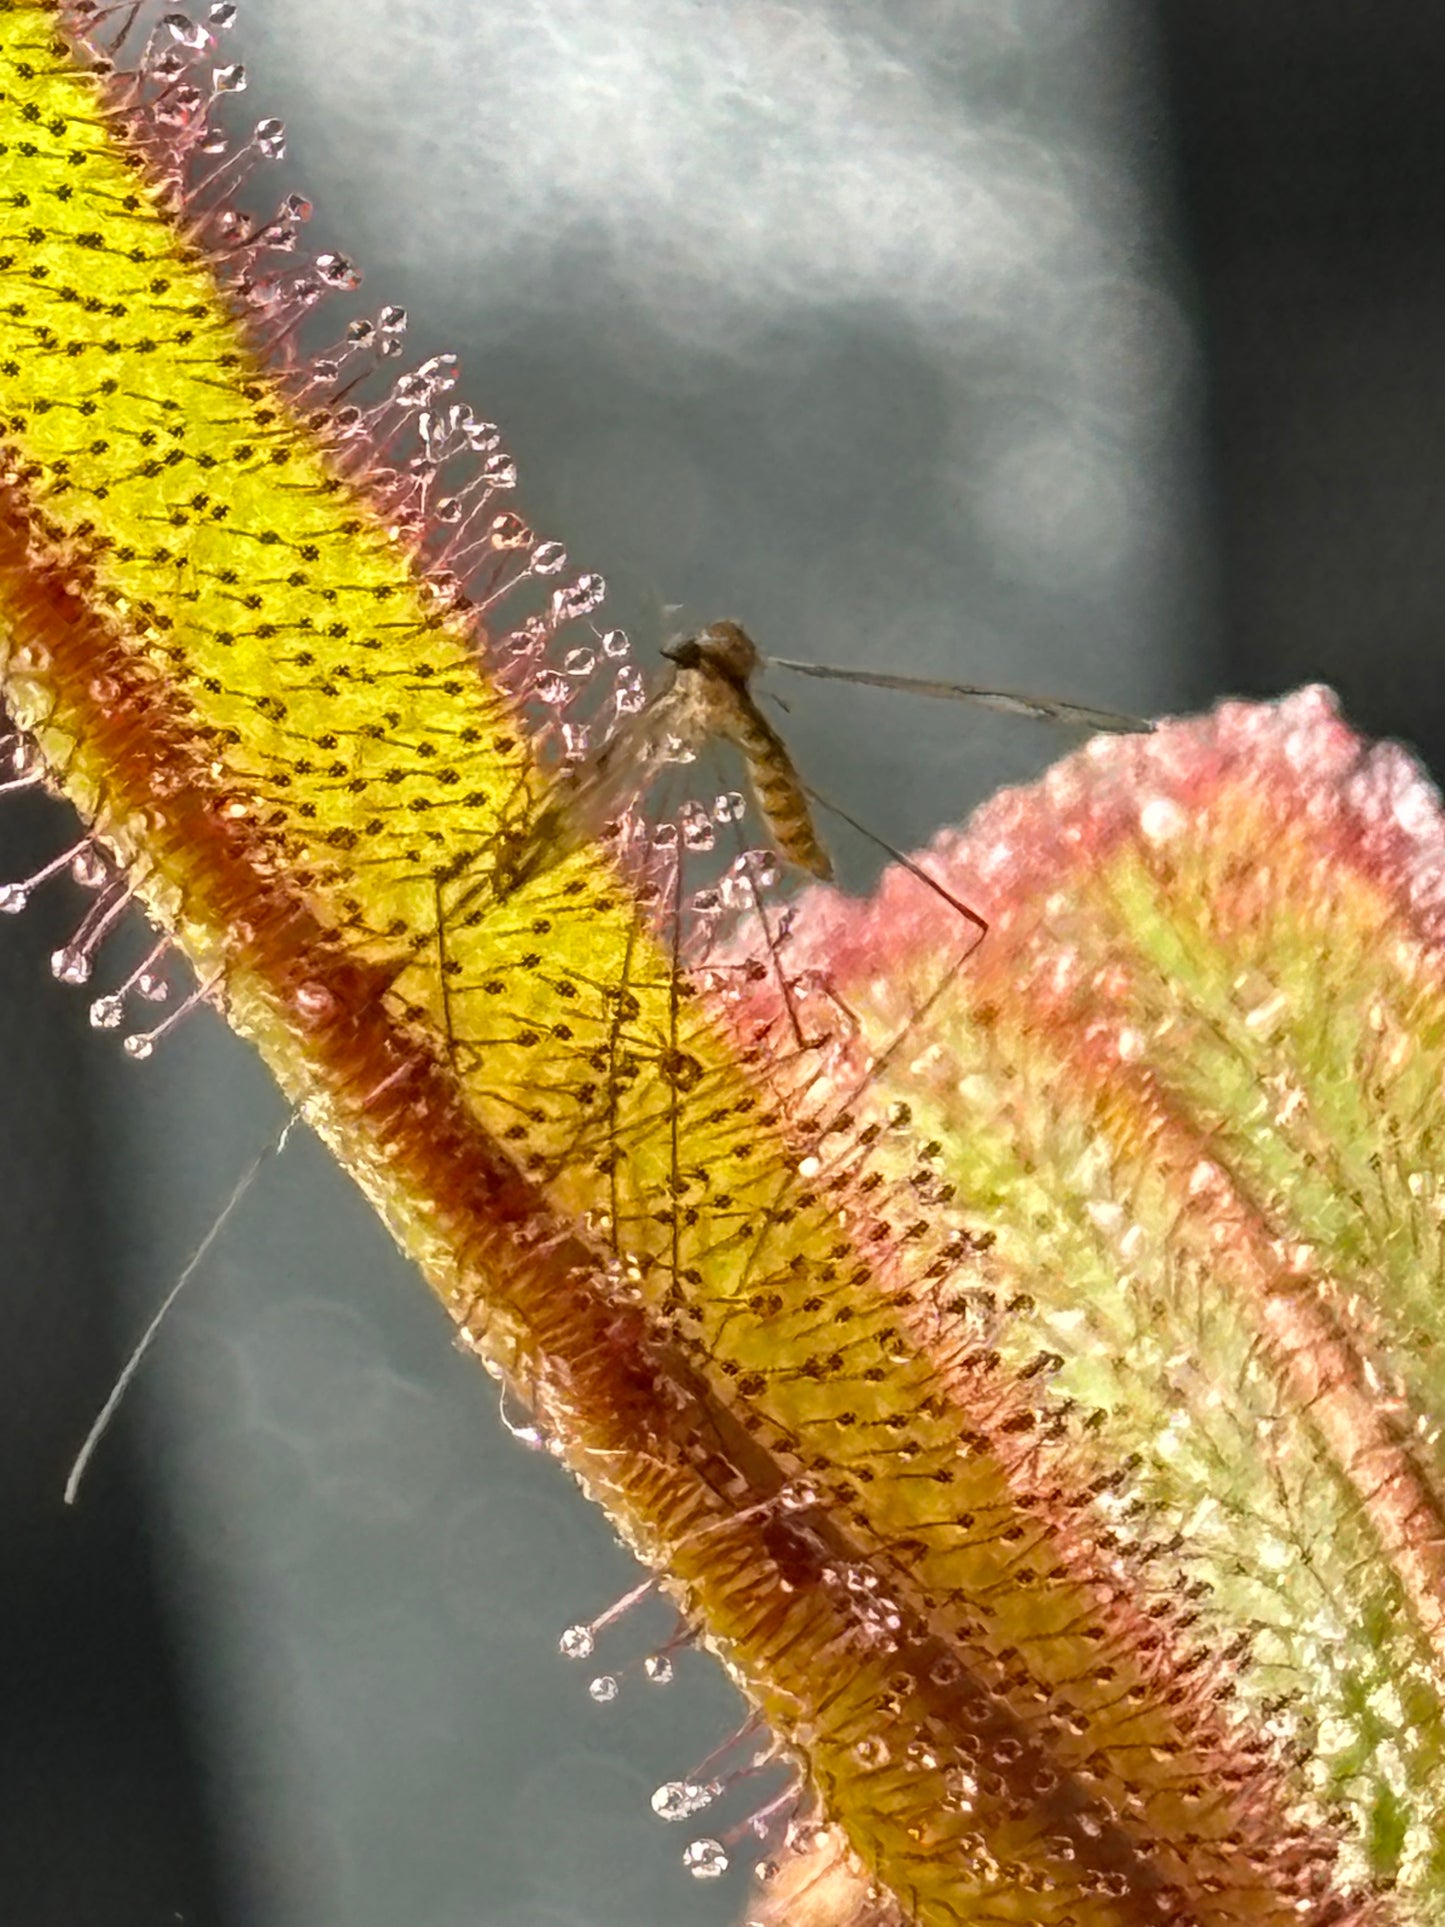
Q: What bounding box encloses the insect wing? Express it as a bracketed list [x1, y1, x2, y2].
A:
[768, 657, 1155, 736]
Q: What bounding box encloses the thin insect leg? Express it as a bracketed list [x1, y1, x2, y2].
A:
[805, 781, 988, 954]
[371, 769, 540, 1002]
[101, 1, 146, 56]
[519, 906, 646, 1200]
[434, 762, 544, 931]
[64, 1109, 302, 1504]
[606, 917, 642, 1252]
[600, 769, 690, 1257]
[667, 832, 686, 1294]
[701, 1013, 822, 1304]
[433, 870, 458, 1070]
[799, 780, 990, 1129]
[693, 761, 828, 1305]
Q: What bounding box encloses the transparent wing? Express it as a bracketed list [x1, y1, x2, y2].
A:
[767, 657, 1155, 736]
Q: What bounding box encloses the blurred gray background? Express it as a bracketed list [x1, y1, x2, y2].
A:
[4, 2, 1443, 1924]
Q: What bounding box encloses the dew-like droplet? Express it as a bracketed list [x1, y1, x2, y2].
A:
[558, 1624, 595, 1661]
[294, 982, 335, 1022]
[416, 353, 459, 393]
[253, 116, 286, 159]
[462, 415, 500, 452]
[714, 791, 746, 824]
[423, 570, 461, 607]
[652, 1781, 715, 1822]
[563, 647, 596, 678]
[588, 1674, 619, 1703]
[535, 672, 574, 708]
[682, 1838, 729, 1880]
[158, 85, 207, 130]
[122, 1033, 155, 1060]
[551, 573, 606, 621]
[681, 803, 714, 852]
[71, 848, 109, 891]
[751, 849, 780, 888]
[378, 304, 407, 334]
[614, 666, 646, 715]
[643, 1654, 674, 1686]
[488, 512, 532, 551]
[1138, 795, 1186, 845]
[600, 628, 630, 659]
[530, 541, 568, 576]
[0, 884, 29, 915]
[392, 371, 430, 409]
[208, 2, 237, 26]
[211, 61, 246, 93]
[162, 13, 211, 51]
[89, 993, 125, 1030]
[482, 453, 517, 490]
[135, 969, 169, 1003]
[51, 944, 93, 986]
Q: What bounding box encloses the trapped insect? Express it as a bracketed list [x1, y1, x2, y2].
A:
[499, 618, 1155, 908]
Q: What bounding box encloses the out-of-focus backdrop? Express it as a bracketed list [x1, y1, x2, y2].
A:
[2, 3, 1443, 1923]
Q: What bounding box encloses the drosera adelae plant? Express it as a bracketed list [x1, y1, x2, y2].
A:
[4, 5, 1445, 1925]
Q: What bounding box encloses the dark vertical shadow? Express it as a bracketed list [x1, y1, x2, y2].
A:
[0, 790, 233, 1926]
[1154, 1, 1445, 779]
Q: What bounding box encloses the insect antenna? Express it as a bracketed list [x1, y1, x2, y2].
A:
[768, 657, 1155, 736]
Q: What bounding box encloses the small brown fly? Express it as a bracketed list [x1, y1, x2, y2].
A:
[502, 619, 1153, 898]
[506, 621, 831, 891]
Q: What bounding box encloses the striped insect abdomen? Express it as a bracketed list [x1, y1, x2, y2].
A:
[720, 687, 833, 882]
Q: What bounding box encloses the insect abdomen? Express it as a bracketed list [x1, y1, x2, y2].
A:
[728, 699, 833, 882]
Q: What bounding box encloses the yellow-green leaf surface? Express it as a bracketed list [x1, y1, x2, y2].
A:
[2, 7, 1438, 1925]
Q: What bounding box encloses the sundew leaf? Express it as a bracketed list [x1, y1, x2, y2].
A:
[0, 7, 1436, 1925]
[752, 687, 1445, 1923]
